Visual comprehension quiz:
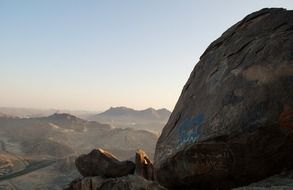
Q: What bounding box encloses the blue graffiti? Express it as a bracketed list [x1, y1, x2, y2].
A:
[177, 113, 204, 146]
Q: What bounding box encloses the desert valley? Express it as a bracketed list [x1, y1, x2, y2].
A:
[0, 107, 170, 189]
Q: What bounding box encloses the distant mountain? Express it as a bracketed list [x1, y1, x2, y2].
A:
[0, 107, 97, 119]
[95, 106, 170, 121]
[41, 113, 110, 132]
[87, 107, 171, 133]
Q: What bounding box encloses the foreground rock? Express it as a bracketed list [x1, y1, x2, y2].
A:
[155, 8, 293, 189]
[134, 149, 154, 180]
[64, 175, 167, 190]
[75, 148, 135, 177]
[233, 170, 293, 190]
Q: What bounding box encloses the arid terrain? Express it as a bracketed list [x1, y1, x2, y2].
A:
[0, 109, 164, 190]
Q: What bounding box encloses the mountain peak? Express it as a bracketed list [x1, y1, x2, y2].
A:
[48, 113, 78, 120]
[157, 108, 170, 112]
[143, 107, 156, 112]
[108, 106, 134, 111]
[88, 106, 171, 128]
[103, 107, 135, 116]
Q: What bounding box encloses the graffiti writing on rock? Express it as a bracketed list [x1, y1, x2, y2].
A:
[185, 143, 234, 175]
[177, 113, 204, 147]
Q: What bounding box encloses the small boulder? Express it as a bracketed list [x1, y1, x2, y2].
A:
[134, 149, 154, 180]
[75, 148, 135, 177]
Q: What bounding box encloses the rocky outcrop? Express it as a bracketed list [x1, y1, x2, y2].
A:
[134, 149, 154, 180]
[75, 148, 135, 177]
[64, 175, 167, 190]
[65, 148, 164, 190]
[155, 8, 293, 189]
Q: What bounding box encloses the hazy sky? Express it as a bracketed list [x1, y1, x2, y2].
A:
[0, 1, 292, 111]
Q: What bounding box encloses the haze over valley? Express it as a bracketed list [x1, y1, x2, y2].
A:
[0, 106, 168, 189]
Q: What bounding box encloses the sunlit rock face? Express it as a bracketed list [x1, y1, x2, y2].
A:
[75, 148, 135, 178]
[65, 149, 165, 190]
[154, 8, 293, 190]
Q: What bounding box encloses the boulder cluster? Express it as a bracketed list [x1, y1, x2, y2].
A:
[65, 8, 293, 190]
[65, 148, 165, 190]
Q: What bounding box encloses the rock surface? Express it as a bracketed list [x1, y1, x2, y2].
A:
[134, 149, 154, 180]
[154, 8, 293, 189]
[64, 175, 167, 190]
[75, 148, 135, 177]
[233, 170, 293, 190]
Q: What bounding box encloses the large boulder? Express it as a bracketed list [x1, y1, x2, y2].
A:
[154, 8, 293, 189]
[75, 148, 135, 177]
[64, 175, 167, 190]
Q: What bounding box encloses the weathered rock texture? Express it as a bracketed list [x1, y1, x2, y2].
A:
[233, 170, 293, 190]
[64, 175, 167, 190]
[154, 8, 293, 190]
[75, 148, 135, 177]
[134, 149, 154, 180]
